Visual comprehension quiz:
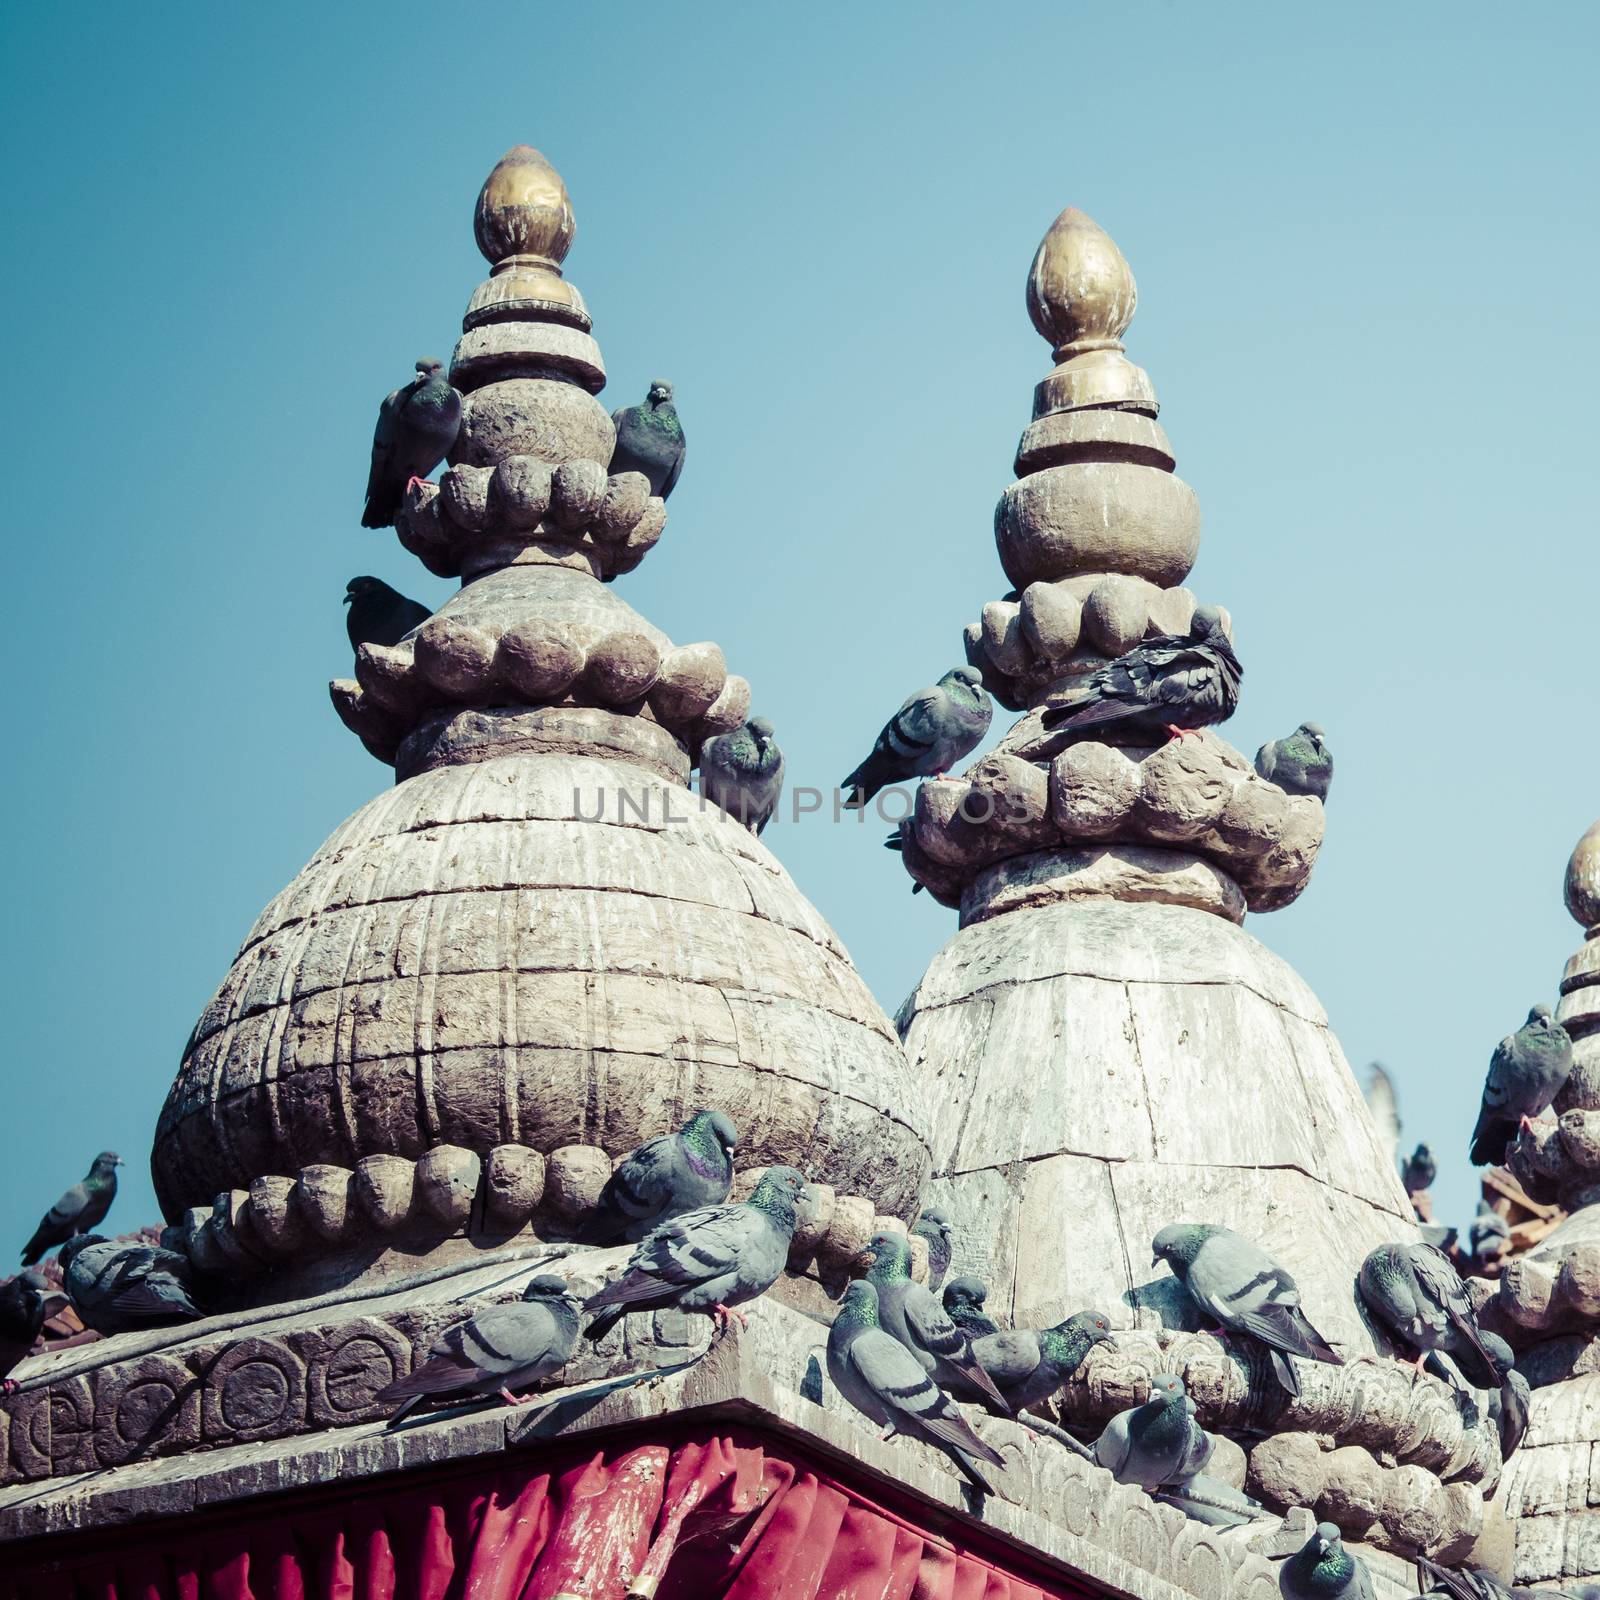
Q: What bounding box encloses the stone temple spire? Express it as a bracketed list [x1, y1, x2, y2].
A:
[152, 145, 931, 1299]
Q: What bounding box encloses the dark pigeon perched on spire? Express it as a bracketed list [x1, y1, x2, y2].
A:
[1469, 1004, 1573, 1166]
[1040, 604, 1241, 747]
[1255, 722, 1333, 801]
[344, 576, 431, 654]
[1281, 1523, 1375, 1600]
[1400, 1143, 1437, 1196]
[581, 1110, 738, 1244]
[583, 1166, 804, 1342]
[60, 1236, 202, 1335]
[964, 1309, 1113, 1413]
[910, 1209, 954, 1289]
[0, 1273, 46, 1391]
[699, 720, 785, 836]
[20, 1152, 122, 1266]
[1357, 1242, 1500, 1388]
[609, 380, 685, 499]
[942, 1276, 998, 1341]
[362, 358, 463, 529]
[375, 1275, 581, 1424]
[841, 668, 992, 809]
[1152, 1223, 1342, 1398]
[827, 1279, 1003, 1495]
[1093, 1372, 1211, 1491]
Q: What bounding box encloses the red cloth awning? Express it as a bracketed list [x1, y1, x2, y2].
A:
[0, 1425, 1107, 1600]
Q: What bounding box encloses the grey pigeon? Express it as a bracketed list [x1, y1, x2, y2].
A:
[1356, 1242, 1500, 1388]
[841, 668, 992, 808]
[362, 357, 463, 528]
[345, 576, 430, 654]
[583, 1166, 805, 1341]
[1040, 605, 1241, 747]
[1401, 1142, 1437, 1195]
[942, 1276, 999, 1341]
[581, 1109, 738, 1245]
[60, 1235, 201, 1335]
[1478, 1330, 1529, 1460]
[609, 380, 685, 499]
[968, 1309, 1114, 1413]
[911, 1209, 954, 1288]
[1254, 722, 1333, 802]
[864, 1231, 1010, 1414]
[1093, 1373, 1212, 1491]
[1152, 1223, 1343, 1397]
[21, 1152, 122, 1265]
[1470, 1004, 1574, 1167]
[373, 1275, 581, 1423]
[699, 719, 784, 836]
[1279, 1521, 1374, 1600]
[826, 1278, 1003, 1495]
[799, 1353, 825, 1405]
[1414, 1560, 1576, 1600]
[0, 1272, 45, 1391]
[1471, 1200, 1512, 1266]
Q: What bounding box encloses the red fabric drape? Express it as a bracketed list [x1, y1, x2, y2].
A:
[0, 1428, 1098, 1600]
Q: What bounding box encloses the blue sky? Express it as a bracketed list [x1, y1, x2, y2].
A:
[1, 3, 1594, 1251]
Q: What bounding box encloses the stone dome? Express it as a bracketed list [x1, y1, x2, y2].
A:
[898, 898, 1412, 1347]
[154, 746, 929, 1221]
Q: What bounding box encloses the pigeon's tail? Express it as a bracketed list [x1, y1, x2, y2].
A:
[953, 1449, 995, 1497]
[1414, 1557, 1481, 1600]
[1038, 694, 1144, 737]
[1268, 1348, 1301, 1398]
[883, 830, 902, 852]
[584, 1304, 628, 1343]
[1237, 1303, 1343, 1373]
[1448, 1319, 1505, 1392]
[382, 1393, 425, 1429]
[841, 752, 894, 811]
[360, 492, 397, 531]
[1470, 1115, 1515, 1169]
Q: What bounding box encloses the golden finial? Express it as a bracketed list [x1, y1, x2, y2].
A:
[464, 145, 588, 331]
[1026, 206, 1156, 418]
[1567, 819, 1600, 932]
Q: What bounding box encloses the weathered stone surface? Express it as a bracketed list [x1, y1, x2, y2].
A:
[416, 1145, 480, 1227]
[698, 673, 752, 738]
[982, 600, 1030, 677]
[1021, 581, 1083, 665]
[995, 462, 1201, 590]
[962, 845, 1246, 926]
[549, 457, 609, 530]
[900, 897, 1413, 1333]
[648, 641, 726, 725]
[593, 470, 650, 542]
[544, 1144, 612, 1218]
[485, 1144, 545, 1226]
[454, 377, 613, 467]
[355, 1154, 415, 1230]
[584, 630, 661, 704]
[1052, 742, 1142, 837]
[413, 616, 499, 699]
[1248, 1432, 1326, 1507]
[1082, 575, 1158, 658]
[440, 462, 494, 531]
[495, 618, 584, 701]
[487, 454, 553, 528]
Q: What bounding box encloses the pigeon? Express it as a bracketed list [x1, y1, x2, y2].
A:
[1093, 1373, 1213, 1491]
[1469, 1004, 1574, 1167]
[21, 1152, 123, 1265]
[345, 576, 430, 654]
[864, 1231, 1010, 1413]
[581, 1110, 739, 1245]
[699, 719, 784, 836]
[361, 357, 463, 529]
[1152, 1223, 1343, 1397]
[609, 380, 685, 499]
[373, 1275, 581, 1423]
[841, 669, 992, 809]
[583, 1165, 805, 1341]
[1471, 1200, 1512, 1266]
[968, 1309, 1114, 1413]
[1039, 605, 1241, 747]
[942, 1276, 999, 1341]
[1356, 1242, 1500, 1388]
[1279, 1521, 1374, 1600]
[1254, 722, 1333, 802]
[1364, 1063, 1402, 1173]
[910, 1209, 954, 1289]
[1477, 1330, 1529, 1460]
[1401, 1143, 1437, 1196]
[0, 1272, 46, 1391]
[826, 1278, 1003, 1495]
[59, 1236, 201, 1335]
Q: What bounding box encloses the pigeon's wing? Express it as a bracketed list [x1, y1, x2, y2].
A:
[587, 1204, 757, 1308]
[880, 689, 946, 760]
[1094, 1412, 1133, 1475]
[364, 382, 412, 504]
[850, 1328, 1004, 1466]
[660, 439, 685, 499]
[971, 1330, 1042, 1387]
[1409, 1246, 1500, 1385]
[1499, 1371, 1530, 1458]
[1191, 1235, 1341, 1364]
[1363, 1065, 1402, 1170]
[109, 1257, 198, 1319]
[901, 1284, 1010, 1410]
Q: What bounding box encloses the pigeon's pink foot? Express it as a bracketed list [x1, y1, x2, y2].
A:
[404, 474, 429, 496]
[712, 1303, 749, 1334]
[1412, 1351, 1429, 1376]
[1520, 1115, 1539, 1135]
[879, 1424, 897, 1442]
[498, 1386, 535, 1406]
[1, 1380, 15, 1397]
[1166, 724, 1202, 741]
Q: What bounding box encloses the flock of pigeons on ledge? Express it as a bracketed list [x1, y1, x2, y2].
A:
[0, 1018, 1585, 1600]
[344, 359, 1336, 836]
